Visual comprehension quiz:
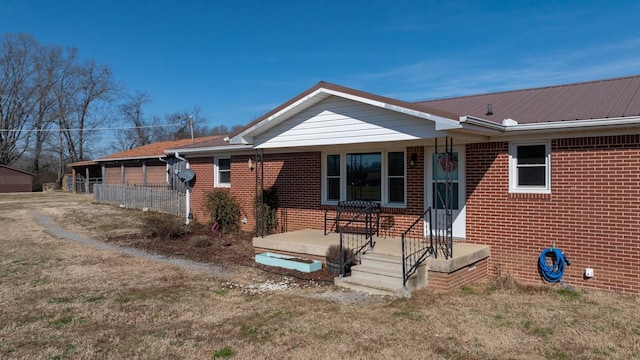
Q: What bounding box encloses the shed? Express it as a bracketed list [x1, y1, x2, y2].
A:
[0, 165, 34, 193]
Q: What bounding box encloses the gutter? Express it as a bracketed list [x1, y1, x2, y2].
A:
[458, 115, 640, 137]
[502, 116, 640, 132]
[164, 144, 254, 156]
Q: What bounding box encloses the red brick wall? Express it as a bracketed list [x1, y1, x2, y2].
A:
[188, 157, 214, 223]
[428, 258, 489, 292]
[228, 149, 427, 234]
[231, 152, 325, 232]
[466, 135, 640, 293]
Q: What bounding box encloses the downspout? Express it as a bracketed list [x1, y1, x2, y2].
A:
[174, 152, 191, 225]
[158, 156, 168, 184]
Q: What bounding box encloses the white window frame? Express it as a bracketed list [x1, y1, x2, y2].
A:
[321, 150, 406, 207]
[214, 156, 231, 188]
[508, 141, 551, 194]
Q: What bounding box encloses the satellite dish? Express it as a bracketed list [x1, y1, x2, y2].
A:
[177, 169, 195, 183]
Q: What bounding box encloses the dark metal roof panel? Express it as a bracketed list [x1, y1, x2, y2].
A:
[417, 75, 640, 124]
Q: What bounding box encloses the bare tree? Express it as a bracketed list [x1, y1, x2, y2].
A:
[53, 56, 118, 185]
[112, 91, 152, 151]
[30, 45, 64, 185]
[0, 33, 39, 165]
[151, 106, 211, 142]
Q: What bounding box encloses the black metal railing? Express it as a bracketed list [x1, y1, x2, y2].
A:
[335, 200, 380, 277]
[401, 207, 434, 290]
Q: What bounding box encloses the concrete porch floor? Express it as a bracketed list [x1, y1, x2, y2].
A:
[252, 229, 490, 272]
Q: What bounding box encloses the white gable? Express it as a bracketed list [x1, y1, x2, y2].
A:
[253, 96, 447, 149]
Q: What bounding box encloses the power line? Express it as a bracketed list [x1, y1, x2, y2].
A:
[0, 123, 182, 133]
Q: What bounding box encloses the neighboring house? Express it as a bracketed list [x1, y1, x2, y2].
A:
[95, 136, 225, 193]
[0, 165, 34, 193]
[169, 75, 640, 294]
[67, 160, 102, 193]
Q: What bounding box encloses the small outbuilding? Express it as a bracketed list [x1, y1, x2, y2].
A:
[0, 165, 34, 193]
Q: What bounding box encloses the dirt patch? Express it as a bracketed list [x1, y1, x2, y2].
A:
[42, 198, 337, 286]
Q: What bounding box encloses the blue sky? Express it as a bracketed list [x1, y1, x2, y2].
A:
[3, 0, 640, 132]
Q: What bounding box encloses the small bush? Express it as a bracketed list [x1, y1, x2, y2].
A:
[190, 235, 211, 248]
[141, 212, 185, 239]
[325, 245, 354, 263]
[256, 187, 278, 235]
[186, 220, 209, 234]
[205, 190, 241, 233]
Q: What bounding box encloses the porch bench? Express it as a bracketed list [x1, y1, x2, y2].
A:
[324, 200, 381, 235]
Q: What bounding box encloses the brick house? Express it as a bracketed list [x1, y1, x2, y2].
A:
[169, 75, 640, 294]
[93, 136, 225, 193]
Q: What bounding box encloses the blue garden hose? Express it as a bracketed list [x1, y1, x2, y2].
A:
[538, 247, 570, 284]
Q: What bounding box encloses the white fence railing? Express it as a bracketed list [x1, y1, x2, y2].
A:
[93, 184, 186, 218]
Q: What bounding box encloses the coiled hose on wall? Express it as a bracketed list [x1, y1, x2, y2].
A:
[538, 247, 570, 284]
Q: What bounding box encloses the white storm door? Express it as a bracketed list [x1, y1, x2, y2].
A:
[425, 145, 466, 239]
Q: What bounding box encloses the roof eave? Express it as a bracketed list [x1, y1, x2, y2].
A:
[165, 144, 254, 156]
[96, 155, 166, 162]
[458, 116, 505, 134]
[503, 116, 640, 133]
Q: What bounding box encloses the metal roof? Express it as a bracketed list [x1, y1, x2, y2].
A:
[97, 136, 225, 161]
[416, 75, 640, 124]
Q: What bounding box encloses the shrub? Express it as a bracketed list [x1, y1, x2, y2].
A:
[141, 212, 185, 240]
[190, 235, 211, 248]
[325, 245, 354, 263]
[256, 187, 278, 235]
[205, 190, 241, 233]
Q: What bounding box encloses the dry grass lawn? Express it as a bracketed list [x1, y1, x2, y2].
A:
[0, 192, 639, 359]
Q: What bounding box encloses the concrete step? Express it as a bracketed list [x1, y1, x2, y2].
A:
[350, 264, 405, 285]
[360, 252, 403, 266]
[335, 251, 428, 297]
[336, 275, 411, 297]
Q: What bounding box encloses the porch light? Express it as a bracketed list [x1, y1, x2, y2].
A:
[410, 153, 418, 167]
[248, 158, 254, 170]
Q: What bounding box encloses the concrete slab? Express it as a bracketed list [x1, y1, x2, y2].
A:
[254, 230, 490, 275]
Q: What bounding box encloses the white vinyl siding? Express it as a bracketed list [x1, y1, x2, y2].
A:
[255, 97, 445, 148]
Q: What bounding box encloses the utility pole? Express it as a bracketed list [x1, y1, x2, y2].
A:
[189, 115, 194, 143]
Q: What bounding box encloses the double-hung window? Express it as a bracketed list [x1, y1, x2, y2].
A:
[326, 154, 341, 201]
[324, 151, 405, 206]
[215, 157, 231, 188]
[509, 142, 551, 193]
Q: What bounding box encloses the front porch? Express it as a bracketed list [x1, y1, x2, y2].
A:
[253, 230, 490, 295]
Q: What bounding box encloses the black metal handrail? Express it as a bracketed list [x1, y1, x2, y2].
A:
[401, 207, 434, 289]
[336, 200, 379, 277]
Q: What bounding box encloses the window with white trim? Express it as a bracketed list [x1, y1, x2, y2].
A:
[323, 150, 405, 206]
[509, 142, 551, 193]
[326, 154, 341, 201]
[214, 157, 231, 187]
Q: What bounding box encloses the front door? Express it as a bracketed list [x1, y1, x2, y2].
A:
[425, 145, 466, 238]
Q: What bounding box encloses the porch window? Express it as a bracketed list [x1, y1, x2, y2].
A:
[326, 154, 340, 201]
[387, 152, 405, 203]
[323, 150, 405, 206]
[347, 153, 381, 201]
[509, 142, 550, 193]
[214, 157, 231, 187]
